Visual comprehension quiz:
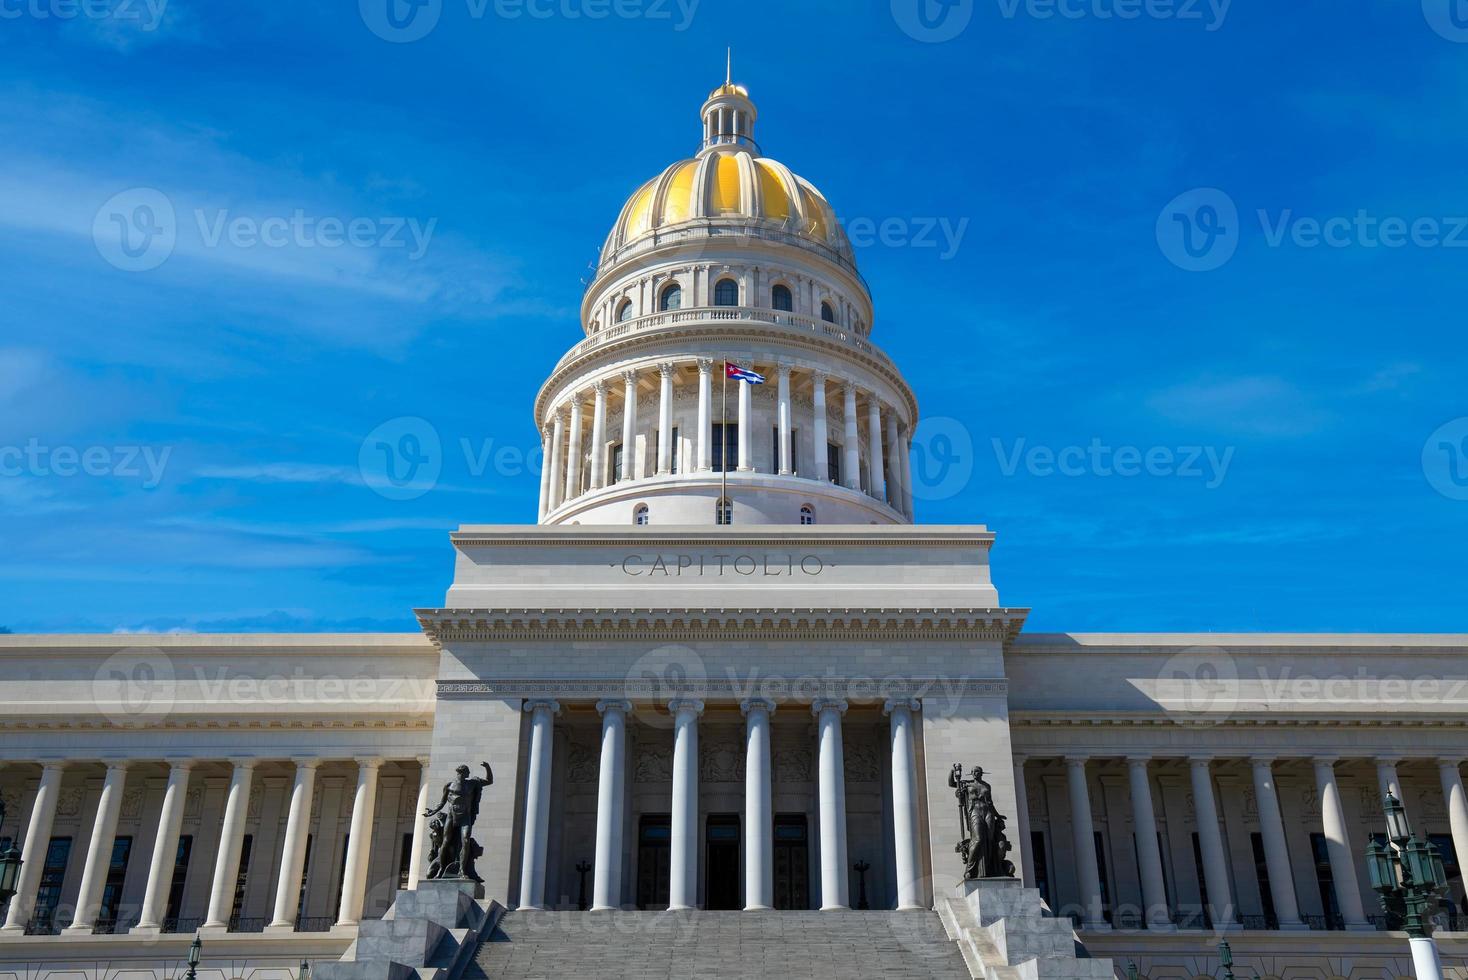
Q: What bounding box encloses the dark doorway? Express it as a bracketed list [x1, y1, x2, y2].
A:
[706, 815, 741, 910]
[773, 814, 810, 910]
[637, 815, 671, 910]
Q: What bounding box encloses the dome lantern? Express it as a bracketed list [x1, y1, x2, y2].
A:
[699, 50, 758, 157]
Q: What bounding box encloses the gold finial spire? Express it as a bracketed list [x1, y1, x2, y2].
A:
[726, 47, 732, 86]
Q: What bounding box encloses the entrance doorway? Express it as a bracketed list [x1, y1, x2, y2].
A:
[773, 814, 810, 910]
[705, 814, 741, 910]
[636, 815, 671, 910]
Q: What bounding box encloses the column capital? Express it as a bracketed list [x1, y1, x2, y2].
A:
[621, 369, 639, 385]
[103, 759, 134, 773]
[697, 358, 714, 374]
[289, 757, 322, 771]
[226, 758, 259, 771]
[812, 369, 827, 386]
[1187, 755, 1215, 767]
[882, 698, 919, 716]
[658, 361, 677, 379]
[777, 362, 792, 379]
[1313, 756, 1340, 770]
[1064, 755, 1090, 767]
[356, 757, 385, 772]
[741, 697, 776, 717]
[597, 699, 633, 717]
[811, 698, 848, 717]
[164, 759, 198, 773]
[525, 699, 562, 717]
[592, 379, 608, 395]
[416, 756, 432, 769]
[1126, 755, 1152, 768]
[668, 697, 705, 718]
[1250, 755, 1278, 767]
[40, 760, 68, 775]
[1439, 758, 1466, 772]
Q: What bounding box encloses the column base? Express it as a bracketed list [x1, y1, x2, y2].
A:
[820, 904, 851, 912]
[1144, 922, 1177, 933]
[129, 924, 163, 936]
[196, 924, 233, 937]
[1081, 921, 1112, 932]
[1277, 921, 1311, 931]
[1346, 921, 1378, 932]
[0, 925, 26, 935]
[263, 922, 301, 935]
[59, 924, 97, 936]
[895, 903, 927, 912]
[744, 904, 773, 912]
[667, 904, 696, 911]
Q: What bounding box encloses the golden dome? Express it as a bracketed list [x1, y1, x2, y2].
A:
[600, 148, 853, 268]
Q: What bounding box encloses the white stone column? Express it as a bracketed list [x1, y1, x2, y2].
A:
[621, 370, 639, 482]
[1126, 757, 1172, 930]
[133, 761, 195, 934]
[742, 698, 775, 910]
[548, 412, 566, 511]
[1250, 757, 1305, 929]
[776, 363, 793, 475]
[520, 699, 560, 909]
[737, 373, 754, 472]
[812, 371, 829, 483]
[867, 397, 887, 502]
[842, 384, 860, 490]
[668, 698, 704, 910]
[565, 395, 584, 500]
[2, 762, 65, 933]
[1013, 756, 1034, 889]
[407, 757, 432, 890]
[1189, 757, 1237, 928]
[590, 381, 608, 490]
[202, 759, 257, 930]
[696, 360, 713, 472]
[593, 700, 631, 911]
[885, 699, 923, 910]
[885, 411, 902, 508]
[266, 759, 320, 932]
[657, 362, 675, 475]
[537, 426, 552, 520]
[63, 761, 132, 935]
[1065, 756, 1108, 930]
[899, 430, 914, 518]
[1377, 757, 1404, 806]
[1314, 758, 1370, 929]
[336, 758, 383, 928]
[814, 698, 850, 910]
[1439, 759, 1468, 905]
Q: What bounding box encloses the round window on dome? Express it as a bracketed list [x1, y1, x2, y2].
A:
[617, 300, 634, 323]
[660, 283, 682, 312]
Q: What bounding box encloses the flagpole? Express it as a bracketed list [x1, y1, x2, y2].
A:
[720, 360, 728, 525]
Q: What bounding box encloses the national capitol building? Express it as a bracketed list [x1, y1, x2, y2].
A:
[1, 75, 1465, 980]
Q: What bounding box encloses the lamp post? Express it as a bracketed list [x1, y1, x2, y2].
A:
[1217, 940, 1236, 980]
[177, 935, 202, 980]
[0, 799, 23, 913]
[1365, 793, 1447, 980]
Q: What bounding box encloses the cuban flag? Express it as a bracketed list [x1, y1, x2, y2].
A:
[726, 362, 766, 385]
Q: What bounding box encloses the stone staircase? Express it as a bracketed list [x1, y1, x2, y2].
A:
[464, 909, 973, 979]
[936, 879, 1115, 980]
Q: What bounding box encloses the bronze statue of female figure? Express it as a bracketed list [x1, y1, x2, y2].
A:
[950, 763, 1015, 880]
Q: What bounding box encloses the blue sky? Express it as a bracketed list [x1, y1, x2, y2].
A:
[2, 0, 1466, 633]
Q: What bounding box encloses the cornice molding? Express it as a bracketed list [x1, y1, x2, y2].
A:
[436, 678, 1008, 700]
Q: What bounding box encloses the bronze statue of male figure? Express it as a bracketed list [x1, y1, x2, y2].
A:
[423, 762, 493, 882]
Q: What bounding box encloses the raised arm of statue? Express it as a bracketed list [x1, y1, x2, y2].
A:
[479, 761, 493, 786]
[948, 763, 963, 789]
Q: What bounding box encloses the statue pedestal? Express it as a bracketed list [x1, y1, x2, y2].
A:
[314, 879, 500, 980]
[937, 878, 1115, 980]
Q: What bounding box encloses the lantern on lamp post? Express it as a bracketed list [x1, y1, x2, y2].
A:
[1365, 793, 1447, 980]
[0, 799, 24, 912]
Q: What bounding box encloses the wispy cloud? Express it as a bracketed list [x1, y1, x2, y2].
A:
[1146, 375, 1332, 438]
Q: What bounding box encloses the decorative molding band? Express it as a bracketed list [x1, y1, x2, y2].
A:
[436, 679, 1008, 701]
[416, 608, 1026, 646]
[447, 534, 998, 548]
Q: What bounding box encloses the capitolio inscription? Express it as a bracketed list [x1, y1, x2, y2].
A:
[615, 553, 828, 577]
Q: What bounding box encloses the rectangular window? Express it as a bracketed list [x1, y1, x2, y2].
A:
[333, 834, 350, 917]
[1250, 832, 1278, 928]
[34, 837, 73, 932]
[671, 426, 681, 474]
[827, 443, 842, 485]
[1310, 832, 1342, 929]
[1191, 833, 1212, 929]
[398, 832, 414, 891]
[1093, 831, 1113, 924]
[165, 836, 193, 925]
[611, 442, 624, 481]
[295, 834, 314, 924]
[1031, 831, 1051, 906]
[229, 834, 253, 925]
[713, 423, 737, 473]
[98, 836, 133, 929]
